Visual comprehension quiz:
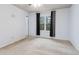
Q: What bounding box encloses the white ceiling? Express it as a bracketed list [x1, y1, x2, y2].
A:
[14, 4, 71, 12]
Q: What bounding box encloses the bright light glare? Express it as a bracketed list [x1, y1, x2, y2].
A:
[33, 4, 41, 7]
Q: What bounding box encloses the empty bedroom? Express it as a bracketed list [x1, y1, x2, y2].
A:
[0, 4, 79, 55]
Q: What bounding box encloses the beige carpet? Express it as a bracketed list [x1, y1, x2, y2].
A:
[0, 37, 79, 55]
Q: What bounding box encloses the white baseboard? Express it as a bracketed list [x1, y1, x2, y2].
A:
[0, 35, 28, 48]
[29, 35, 69, 41]
[69, 39, 79, 51]
[54, 37, 69, 40]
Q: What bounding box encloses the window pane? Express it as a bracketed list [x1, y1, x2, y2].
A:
[40, 17, 44, 30]
[46, 16, 50, 30]
[40, 24, 44, 30]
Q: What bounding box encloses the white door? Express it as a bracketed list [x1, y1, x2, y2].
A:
[40, 16, 50, 37]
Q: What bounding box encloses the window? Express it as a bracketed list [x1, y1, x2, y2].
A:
[46, 16, 50, 30]
[40, 17, 44, 30]
[40, 16, 50, 31]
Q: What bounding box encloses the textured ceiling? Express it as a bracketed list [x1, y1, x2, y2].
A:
[14, 4, 72, 12]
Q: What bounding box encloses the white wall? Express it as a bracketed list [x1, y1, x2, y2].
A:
[56, 8, 69, 40]
[29, 13, 36, 36]
[29, 8, 69, 40]
[69, 4, 79, 51]
[0, 5, 28, 47]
